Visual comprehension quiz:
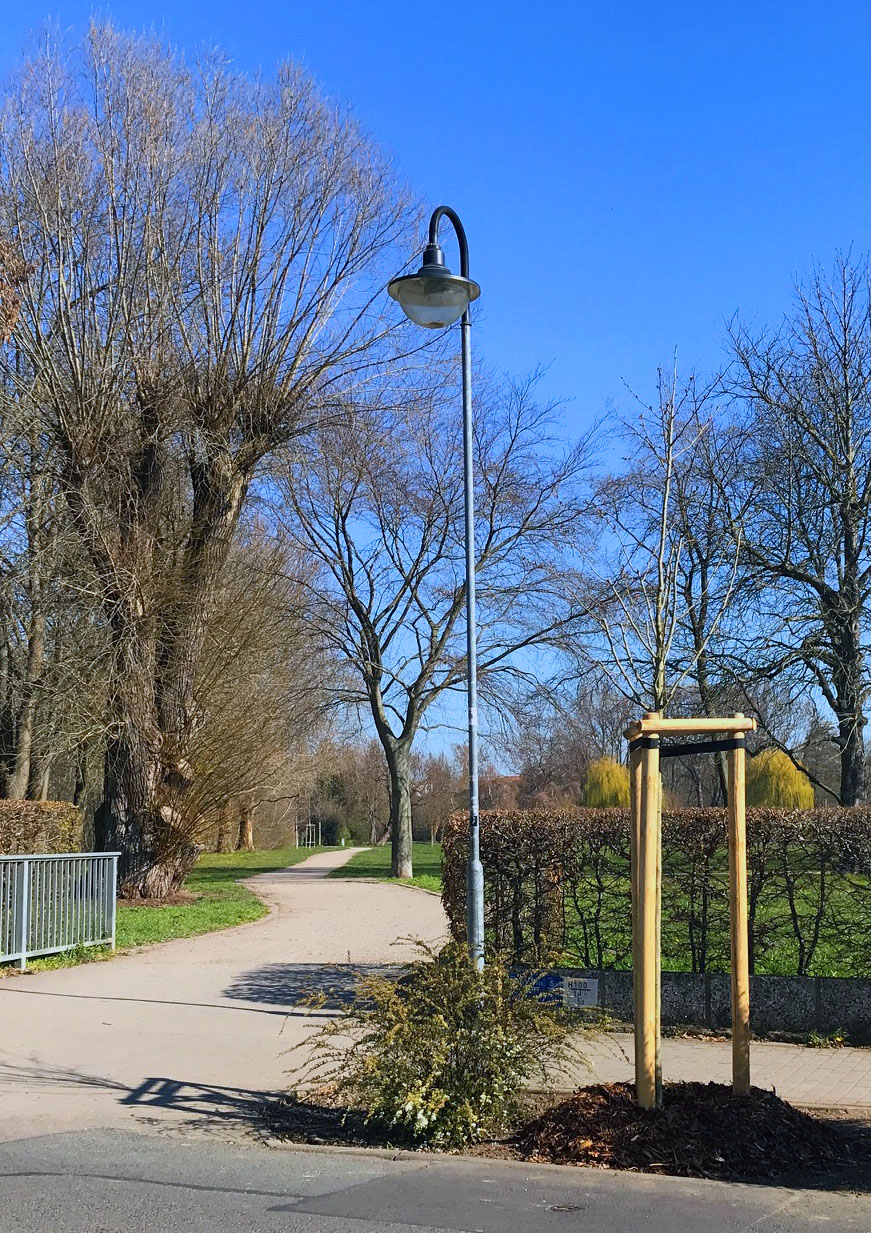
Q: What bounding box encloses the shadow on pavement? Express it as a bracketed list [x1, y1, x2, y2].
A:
[222, 962, 402, 1010]
[0, 1061, 273, 1137]
[121, 1075, 268, 1130]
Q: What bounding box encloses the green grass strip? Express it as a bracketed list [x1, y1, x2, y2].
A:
[328, 841, 443, 893]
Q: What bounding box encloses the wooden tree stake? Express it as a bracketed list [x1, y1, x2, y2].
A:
[636, 715, 661, 1109]
[655, 766, 663, 1106]
[629, 745, 642, 1086]
[728, 714, 751, 1093]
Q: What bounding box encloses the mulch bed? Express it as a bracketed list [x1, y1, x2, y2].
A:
[512, 1082, 871, 1182]
[265, 1082, 871, 1184]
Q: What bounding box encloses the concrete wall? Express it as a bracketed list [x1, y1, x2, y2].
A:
[557, 968, 871, 1040]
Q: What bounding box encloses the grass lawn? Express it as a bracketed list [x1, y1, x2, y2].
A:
[116, 845, 334, 947]
[12, 845, 333, 973]
[329, 841, 443, 893]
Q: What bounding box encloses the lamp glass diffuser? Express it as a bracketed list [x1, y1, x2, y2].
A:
[387, 270, 480, 329]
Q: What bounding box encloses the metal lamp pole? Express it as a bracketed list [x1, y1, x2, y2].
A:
[387, 205, 485, 967]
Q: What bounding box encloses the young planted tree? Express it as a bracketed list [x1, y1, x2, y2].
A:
[284, 374, 592, 876]
[578, 365, 740, 717]
[0, 25, 411, 892]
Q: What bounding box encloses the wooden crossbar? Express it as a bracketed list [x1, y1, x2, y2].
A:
[624, 715, 756, 739]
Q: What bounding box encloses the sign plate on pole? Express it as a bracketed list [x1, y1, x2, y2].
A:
[563, 976, 599, 1008]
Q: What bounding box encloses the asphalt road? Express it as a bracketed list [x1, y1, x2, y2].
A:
[1, 1129, 870, 1233]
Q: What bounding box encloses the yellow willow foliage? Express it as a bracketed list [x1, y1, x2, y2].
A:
[746, 749, 814, 808]
[583, 757, 631, 808]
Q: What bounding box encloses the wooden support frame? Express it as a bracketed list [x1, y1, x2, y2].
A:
[629, 743, 642, 1091]
[728, 719, 751, 1092]
[625, 712, 756, 1108]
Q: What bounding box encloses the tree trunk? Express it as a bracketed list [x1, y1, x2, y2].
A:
[84, 437, 249, 897]
[236, 798, 255, 851]
[215, 801, 234, 853]
[369, 816, 389, 845]
[829, 610, 866, 805]
[6, 601, 45, 799]
[27, 750, 52, 801]
[95, 732, 186, 898]
[0, 635, 11, 796]
[94, 630, 198, 897]
[836, 685, 866, 806]
[388, 742, 413, 878]
[72, 748, 88, 807]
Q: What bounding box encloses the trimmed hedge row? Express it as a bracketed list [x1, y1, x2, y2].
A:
[0, 800, 84, 855]
[442, 807, 871, 977]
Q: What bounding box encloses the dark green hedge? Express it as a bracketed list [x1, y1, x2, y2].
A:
[0, 799, 84, 855]
[442, 807, 871, 977]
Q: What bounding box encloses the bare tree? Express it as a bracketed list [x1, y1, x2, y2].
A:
[341, 739, 391, 844]
[723, 257, 871, 804]
[0, 382, 111, 802]
[282, 373, 592, 876]
[412, 750, 461, 844]
[0, 25, 412, 892]
[577, 365, 739, 718]
[183, 532, 333, 849]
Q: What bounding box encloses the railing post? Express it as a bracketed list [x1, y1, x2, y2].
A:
[15, 858, 30, 970]
[110, 855, 118, 950]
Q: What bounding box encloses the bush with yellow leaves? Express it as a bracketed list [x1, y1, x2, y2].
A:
[296, 941, 583, 1148]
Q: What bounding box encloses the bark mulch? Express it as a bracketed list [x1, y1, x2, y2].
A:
[265, 1083, 871, 1185]
[513, 1081, 871, 1182]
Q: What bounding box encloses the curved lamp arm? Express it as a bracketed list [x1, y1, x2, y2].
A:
[427, 205, 471, 281]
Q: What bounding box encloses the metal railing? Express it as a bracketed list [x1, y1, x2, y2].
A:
[0, 852, 119, 970]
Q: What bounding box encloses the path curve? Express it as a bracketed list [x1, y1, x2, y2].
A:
[0, 847, 447, 1143]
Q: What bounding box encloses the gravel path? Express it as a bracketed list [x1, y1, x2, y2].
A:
[0, 847, 447, 1143]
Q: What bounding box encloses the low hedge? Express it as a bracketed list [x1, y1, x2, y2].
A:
[442, 807, 871, 977]
[0, 799, 84, 855]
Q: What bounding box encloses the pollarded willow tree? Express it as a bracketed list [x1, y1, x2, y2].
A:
[282, 373, 593, 877]
[0, 24, 414, 893]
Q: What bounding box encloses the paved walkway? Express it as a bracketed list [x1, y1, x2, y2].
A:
[572, 1033, 871, 1109]
[1, 849, 870, 1150]
[0, 847, 446, 1142]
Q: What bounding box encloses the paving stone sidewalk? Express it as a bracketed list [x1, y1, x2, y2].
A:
[570, 1031, 871, 1108]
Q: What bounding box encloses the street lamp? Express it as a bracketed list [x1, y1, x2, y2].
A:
[388, 206, 485, 968]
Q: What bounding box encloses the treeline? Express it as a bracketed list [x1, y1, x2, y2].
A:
[0, 26, 414, 893]
[503, 261, 871, 816]
[1, 24, 870, 893]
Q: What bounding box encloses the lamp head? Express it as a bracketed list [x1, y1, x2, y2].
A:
[387, 241, 480, 329]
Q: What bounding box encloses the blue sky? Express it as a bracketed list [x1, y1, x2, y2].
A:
[4, 2, 871, 437]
